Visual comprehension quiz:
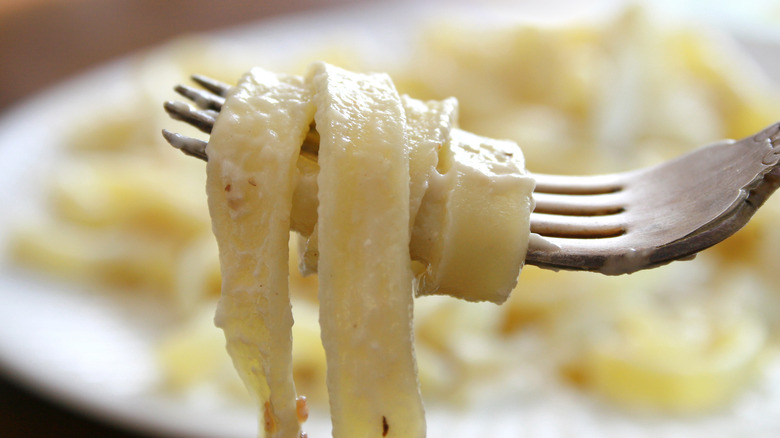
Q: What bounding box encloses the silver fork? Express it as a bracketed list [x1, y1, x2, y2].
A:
[163, 75, 780, 275]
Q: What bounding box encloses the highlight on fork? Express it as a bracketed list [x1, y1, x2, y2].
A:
[5, 3, 780, 438]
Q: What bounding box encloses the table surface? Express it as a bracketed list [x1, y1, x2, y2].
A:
[0, 1, 359, 436]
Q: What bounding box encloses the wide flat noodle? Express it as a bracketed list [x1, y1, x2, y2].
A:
[308, 62, 426, 438]
[206, 68, 314, 438]
[299, 96, 457, 277]
[401, 96, 458, 230]
[414, 129, 535, 304]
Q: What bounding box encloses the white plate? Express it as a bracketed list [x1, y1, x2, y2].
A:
[0, 44, 253, 438]
[1, 2, 780, 437]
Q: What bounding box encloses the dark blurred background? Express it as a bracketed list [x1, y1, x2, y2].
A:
[0, 1, 360, 436]
[0, 0, 365, 111]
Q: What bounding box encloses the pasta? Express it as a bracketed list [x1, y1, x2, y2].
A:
[205, 62, 533, 437]
[206, 69, 313, 437]
[310, 63, 425, 438]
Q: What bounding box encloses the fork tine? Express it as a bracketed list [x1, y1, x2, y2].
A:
[533, 192, 624, 216]
[530, 212, 625, 238]
[162, 129, 208, 161]
[163, 100, 217, 133]
[191, 74, 231, 96]
[175, 84, 225, 111]
[532, 173, 624, 195]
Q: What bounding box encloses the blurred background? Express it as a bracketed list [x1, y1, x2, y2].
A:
[2, 1, 780, 437]
[0, 0, 374, 111]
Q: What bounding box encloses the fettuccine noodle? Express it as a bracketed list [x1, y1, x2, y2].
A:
[206, 62, 533, 437]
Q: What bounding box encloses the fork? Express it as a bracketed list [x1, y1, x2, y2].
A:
[163, 75, 780, 275]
